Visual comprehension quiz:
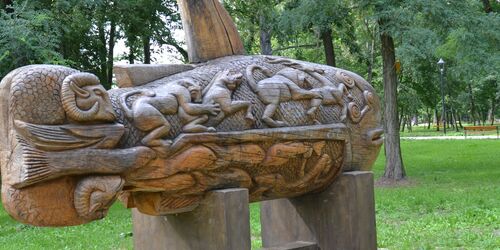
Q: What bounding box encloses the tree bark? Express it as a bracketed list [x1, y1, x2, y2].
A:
[367, 38, 375, 83]
[467, 82, 478, 125]
[143, 35, 151, 64]
[321, 28, 336, 67]
[450, 107, 459, 132]
[380, 30, 406, 180]
[97, 21, 108, 87]
[481, 0, 493, 13]
[426, 108, 432, 129]
[435, 107, 440, 131]
[457, 112, 463, 128]
[490, 97, 496, 125]
[107, 20, 116, 89]
[259, 14, 273, 55]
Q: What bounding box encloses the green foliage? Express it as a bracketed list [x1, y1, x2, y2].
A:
[0, 1, 67, 77]
[0, 0, 185, 88]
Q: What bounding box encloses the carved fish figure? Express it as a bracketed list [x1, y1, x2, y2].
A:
[0, 0, 383, 226]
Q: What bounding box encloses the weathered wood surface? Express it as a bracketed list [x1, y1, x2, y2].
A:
[0, 0, 382, 227]
[0, 54, 382, 226]
[177, 0, 246, 63]
[132, 188, 251, 250]
[261, 241, 319, 250]
[261, 171, 377, 250]
[113, 64, 195, 88]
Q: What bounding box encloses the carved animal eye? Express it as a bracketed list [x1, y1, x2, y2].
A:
[94, 89, 104, 96]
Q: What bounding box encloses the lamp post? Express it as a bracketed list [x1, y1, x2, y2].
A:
[438, 58, 446, 135]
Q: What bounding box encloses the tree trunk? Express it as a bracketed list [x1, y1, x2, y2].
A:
[435, 107, 440, 131]
[427, 108, 432, 129]
[467, 82, 478, 126]
[490, 97, 496, 125]
[457, 112, 463, 129]
[400, 114, 406, 132]
[367, 38, 375, 83]
[450, 107, 459, 132]
[407, 115, 413, 132]
[481, 0, 493, 13]
[97, 22, 108, 86]
[128, 47, 135, 64]
[321, 28, 336, 67]
[380, 30, 406, 180]
[259, 14, 273, 55]
[107, 20, 116, 89]
[143, 35, 151, 64]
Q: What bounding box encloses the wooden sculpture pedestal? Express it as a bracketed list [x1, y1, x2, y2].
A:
[132, 171, 376, 250]
[261, 171, 377, 250]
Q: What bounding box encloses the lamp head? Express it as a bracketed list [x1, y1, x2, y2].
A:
[437, 58, 445, 70]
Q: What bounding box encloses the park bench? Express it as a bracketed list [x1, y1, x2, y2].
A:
[463, 126, 499, 138]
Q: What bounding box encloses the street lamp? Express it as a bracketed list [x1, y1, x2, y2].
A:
[437, 58, 446, 135]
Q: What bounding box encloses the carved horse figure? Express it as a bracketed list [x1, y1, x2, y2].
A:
[245, 64, 322, 127]
[266, 57, 350, 124]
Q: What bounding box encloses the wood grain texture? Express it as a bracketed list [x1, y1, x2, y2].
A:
[1, 55, 382, 226]
[260, 171, 377, 250]
[113, 64, 195, 88]
[132, 188, 251, 250]
[177, 0, 245, 63]
[261, 241, 319, 250]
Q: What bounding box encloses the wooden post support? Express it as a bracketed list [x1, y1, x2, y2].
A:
[260, 171, 377, 250]
[132, 188, 251, 250]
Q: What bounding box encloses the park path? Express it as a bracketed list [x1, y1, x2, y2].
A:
[401, 135, 498, 140]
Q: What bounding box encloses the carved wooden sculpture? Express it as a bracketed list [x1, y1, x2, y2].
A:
[0, 0, 383, 227]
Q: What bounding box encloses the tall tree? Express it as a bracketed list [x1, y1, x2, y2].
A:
[223, 0, 281, 55]
[278, 0, 358, 67]
[379, 20, 406, 180]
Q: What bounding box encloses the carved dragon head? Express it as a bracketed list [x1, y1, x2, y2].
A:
[61, 73, 117, 123]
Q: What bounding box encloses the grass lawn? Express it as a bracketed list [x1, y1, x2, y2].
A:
[400, 124, 499, 137]
[1, 140, 499, 249]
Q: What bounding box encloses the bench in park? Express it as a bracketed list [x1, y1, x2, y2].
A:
[463, 126, 499, 138]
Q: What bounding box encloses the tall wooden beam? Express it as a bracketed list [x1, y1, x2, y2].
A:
[177, 0, 246, 63]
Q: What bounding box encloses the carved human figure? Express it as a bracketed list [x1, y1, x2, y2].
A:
[245, 64, 322, 127]
[120, 78, 220, 152]
[203, 70, 254, 126]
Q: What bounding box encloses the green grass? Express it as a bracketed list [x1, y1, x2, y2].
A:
[400, 124, 499, 137]
[374, 140, 500, 249]
[0, 203, 133, 249]
[1, 140, 499, 249]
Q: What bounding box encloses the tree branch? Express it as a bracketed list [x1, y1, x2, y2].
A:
[273, 44, 319, 52]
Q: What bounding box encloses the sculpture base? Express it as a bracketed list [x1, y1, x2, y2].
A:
[132, 188, 251, 250]
[132, 172, 376, 250]
[261, 171, 377, 250]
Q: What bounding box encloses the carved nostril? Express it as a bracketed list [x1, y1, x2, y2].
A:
[368, 128, 384, 146]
